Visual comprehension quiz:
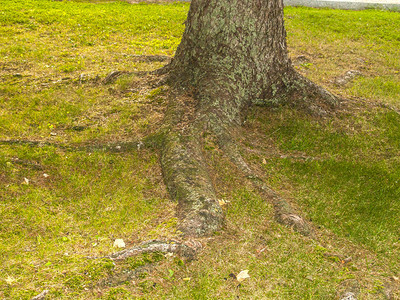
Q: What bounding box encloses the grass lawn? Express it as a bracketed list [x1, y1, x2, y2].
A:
[0, 0, 399, 298]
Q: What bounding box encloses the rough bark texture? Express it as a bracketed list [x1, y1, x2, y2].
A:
[169, 0, 291, 115]
[160, 0, 338, 237]
[108, 240, 201, 261]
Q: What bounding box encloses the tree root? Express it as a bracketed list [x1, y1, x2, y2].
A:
[100, 55, 171, 85]
[129, 55, 171, 63]
[30, 290, 49, 300]
[88, 239, 202, 288]
[218, 135, 315, 237]
[159, 72, 322, 237]
[254, 69, 341, 117]
[160, 94, 224, 237]
[161, 131, 224, 236]
[106, 240, 201, 262]
[266, 185, 315, 238]
[102, 71, 132, 84]
[87, 240, 202, 262]
[290, 71, 340, 110]
[0, 139, 146, 153]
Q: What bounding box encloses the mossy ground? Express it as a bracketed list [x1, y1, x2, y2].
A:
[1, 0, 399, 298]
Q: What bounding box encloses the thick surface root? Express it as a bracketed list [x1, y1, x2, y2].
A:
[267, 185, 315, 237]
[255, 69, 341, 117]
[220, 137, 315, 237]
[161, 130, 223, 236]
[291, 71, 340, 110]
[160, 94, 224, 237]
[107, 240, 201, 261]
[0, 139, 145, 153]
[157, 61, 340, 238]
[160, 85, 318, 238]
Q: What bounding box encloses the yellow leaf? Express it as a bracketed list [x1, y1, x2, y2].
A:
[5, 276, 16, 285]
[236, 270, 250, 282]
[113, 239, 125, 248]
[218, 199, 230, 206]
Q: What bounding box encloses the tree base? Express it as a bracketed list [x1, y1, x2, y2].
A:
[159, 81, 330, 237]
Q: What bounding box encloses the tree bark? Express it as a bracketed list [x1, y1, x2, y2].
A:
[160, 0, 338, 237]
[169, 0, 291, 118]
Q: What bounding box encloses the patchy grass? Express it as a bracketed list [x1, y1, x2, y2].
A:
[1, 0, 400, 298]
[0, 0, 183, 298]
[245, 106, 400, 266]
[285, 7, 400, 106]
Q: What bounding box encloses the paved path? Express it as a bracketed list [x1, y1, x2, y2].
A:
[176, 0, 400, 10]
[284, 0, 400, 10]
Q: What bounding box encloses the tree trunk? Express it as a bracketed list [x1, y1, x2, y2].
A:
[170, 0, 291, 120]
[160, 0, 338, 237]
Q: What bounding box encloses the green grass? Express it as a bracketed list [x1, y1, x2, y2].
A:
[285, 7, 400, 105]
[1, 0, 400, 298]
[0, 143, 175, 298]
[0, 1, 184, 298]
[351, 76, 400, 104]
[248, 108, 400, 262]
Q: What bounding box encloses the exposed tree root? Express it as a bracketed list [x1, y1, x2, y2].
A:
[159, 89, 318, 238]
[160, 93, 224, 237]
[100, 55, 171, 84]
[87, 239, 203, 288]
[30, 290, 49, 300]
[153, 53, 343, 237]
[258, 180, 315, 237]
[102, 70, 150, 85]
[254, 70, 341, 117]
[290, 71, 340, 110]
[107, 240, 201, 261]
[102, 71, 131, 84]
[102, 69, 169, 85]
[0, 139, 146, 153]
[129, 54, 171, 63]
[217, 133, 315, 237]
[89, 240, 202, 262]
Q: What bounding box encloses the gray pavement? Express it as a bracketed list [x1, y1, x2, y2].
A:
[177, 0, 400, 11]
[178, 0, 400, 12]
[283, 0, 400, 10]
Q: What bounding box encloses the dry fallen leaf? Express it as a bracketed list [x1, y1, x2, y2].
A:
[113, 239, 125, 248]
[236, 270, 250, 282]
[5, 275, 16, 285]
[218, 199, 230, 206]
